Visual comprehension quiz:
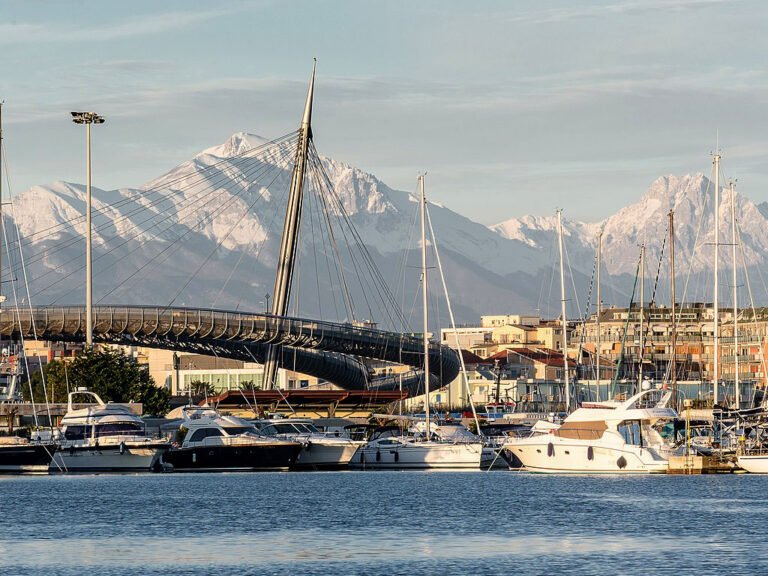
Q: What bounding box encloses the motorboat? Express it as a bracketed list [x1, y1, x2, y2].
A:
[162, 407, 302, 472]
[252, 418, 365, 470]
[53, 390, 170, 472]
[503, 389, 681, 474]
[0, 436, 57, 474]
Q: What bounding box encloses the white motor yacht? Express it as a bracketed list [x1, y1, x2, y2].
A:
[253, 418, 365, 470]
[162, 407, 302, 472]
[53, 390, 170, 472]
[503, 389, 681, 474]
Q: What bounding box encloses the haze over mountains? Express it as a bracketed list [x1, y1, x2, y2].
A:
[8, 133, 767, 329]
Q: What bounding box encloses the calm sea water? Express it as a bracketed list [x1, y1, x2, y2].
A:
[0, 471, 766, 576]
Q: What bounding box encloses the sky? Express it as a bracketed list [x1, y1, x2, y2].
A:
[1, 0, 767, 225]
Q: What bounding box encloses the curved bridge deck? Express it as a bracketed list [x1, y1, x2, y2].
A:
[0, 306, 459, 393]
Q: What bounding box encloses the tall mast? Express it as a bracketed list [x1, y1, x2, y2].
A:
[557, 210, 570, 411]
[639, 244, 645, 390]
[713, 152, 721, 404]
[419, 174, 430, 437]
[669, 210, 677, 403]
[730, 180, 739, 408]
[263, 61, 316, 389]
[0, 101, 3, 308]
[596, 227, 602, 401]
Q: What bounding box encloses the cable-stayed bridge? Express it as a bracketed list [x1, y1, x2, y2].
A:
[0, 305, 459, 392]
[1, 64, 461, 398]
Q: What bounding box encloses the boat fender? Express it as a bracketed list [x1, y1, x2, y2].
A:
[119, 442, 126, 455]
[587, 446, 594, 461]
[617, 456, 627, 469]
[192, 452, 197, 464]
[306, 440, 312, 451]
[394, 451, 399, 463]
[69, 445, 75, 456]
[360, 451, 365, 464]
[547, 442, 554, 457]
[376, 450, 381, 462]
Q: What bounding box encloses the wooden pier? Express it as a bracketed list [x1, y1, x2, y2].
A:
[667, 455, 736, 474]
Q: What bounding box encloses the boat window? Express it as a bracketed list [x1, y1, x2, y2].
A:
[64, 425, 91, 441]
[222, 426, 257, 436]
[378, 439, 401, 446]
[270, 424, 299, 434]
[188, 429, 207, 443]
[618, 420, 642, 445]
[188, 428, 223, 442]
[95, 423, 143, 437]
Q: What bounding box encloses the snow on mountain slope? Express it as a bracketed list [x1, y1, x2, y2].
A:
[491, 173, 768, 281]
[8, 133, 549, 327]
[15, 132, 765, 326]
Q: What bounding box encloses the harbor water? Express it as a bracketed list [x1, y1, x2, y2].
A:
[1, 471, 766, 575]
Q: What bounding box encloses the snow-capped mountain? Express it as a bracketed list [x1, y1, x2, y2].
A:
[10, 134, 766, 329]
[492, 173, 768, 307]
[8, 133, 554, 329]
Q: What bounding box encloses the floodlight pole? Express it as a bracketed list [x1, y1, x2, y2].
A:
[72, 112, 105, 348]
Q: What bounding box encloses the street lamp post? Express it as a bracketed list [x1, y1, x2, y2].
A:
[71, 111, 105, 348]
[264, 293, 270, 314]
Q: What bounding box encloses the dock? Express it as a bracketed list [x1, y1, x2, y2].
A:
[667, 455, 736, 474]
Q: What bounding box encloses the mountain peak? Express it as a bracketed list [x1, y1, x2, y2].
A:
[199, 132, 272, 159]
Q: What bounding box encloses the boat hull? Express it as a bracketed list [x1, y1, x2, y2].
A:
[292, 442, 362, 470]
[737, 454, 768, 474]
[52, 442, 169, 472]
[0, 443, 56, 474]
[351, 442, 482, 470]
[162, 443, 301, 472]
[506, 440, 668, 474]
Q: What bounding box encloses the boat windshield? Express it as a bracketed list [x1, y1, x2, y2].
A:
[64, 422, 144, 440]
[262, 423, 315, 435]
[222, 426, 258, 436]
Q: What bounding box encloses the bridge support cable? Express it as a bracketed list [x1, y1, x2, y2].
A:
[28, 135, 301, 302]
[308, 141, 409, 332]
[12, 130, 299, 256]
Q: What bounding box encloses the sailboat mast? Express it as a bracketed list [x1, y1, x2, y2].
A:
[713, 153, 721, 404]
[730, 180, 739, 408]
[0, 101, 3, 307]
[419, 174, 430, 437]
[669, 210, 677, 403]
[596, 228, 602, 401]
[557, 210, 570, 411]
[639, 244, 645, 389]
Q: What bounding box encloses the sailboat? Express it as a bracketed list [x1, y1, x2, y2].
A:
[0, 103, 58, 473]
[353, 175, 482, 469]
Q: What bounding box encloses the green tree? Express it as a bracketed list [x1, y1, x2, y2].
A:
[189, 379, 216, 398]
[239, 380, 261, 392]
[23, 348, 170, 416]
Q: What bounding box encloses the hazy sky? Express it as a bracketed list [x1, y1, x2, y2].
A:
[1, 0, 766, 224]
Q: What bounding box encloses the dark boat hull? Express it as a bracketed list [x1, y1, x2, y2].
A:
[162, 443, 301, 472]
[0, 443, 56, 474]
